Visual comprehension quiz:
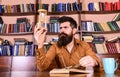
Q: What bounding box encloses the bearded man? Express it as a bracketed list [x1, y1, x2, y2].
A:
[34, 16, 102, 71]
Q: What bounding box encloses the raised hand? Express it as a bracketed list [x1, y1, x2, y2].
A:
[34, 23, 47, 48]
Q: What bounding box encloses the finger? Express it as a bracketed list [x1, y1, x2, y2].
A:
[84, 60, 95, 67]
[36, 29, 44, 35]
[34, 26, 41, 33]
[79, 56, 88, 62]
[80, 59, 89, 66]
[79, 56, 91, 65]
[34, 23, 43, 32]
[80, 59, 95, 67]
[80, 60, 93, 67]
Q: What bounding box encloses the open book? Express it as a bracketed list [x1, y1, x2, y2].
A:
[49, 68, 91, 74]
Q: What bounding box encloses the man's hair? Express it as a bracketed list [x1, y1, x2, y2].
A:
[57, 16, 77, 29]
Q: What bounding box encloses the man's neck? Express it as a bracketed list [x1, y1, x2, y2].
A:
[66, 38, 74, 53]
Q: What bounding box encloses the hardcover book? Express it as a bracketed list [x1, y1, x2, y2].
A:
[49, 68, 91, 74]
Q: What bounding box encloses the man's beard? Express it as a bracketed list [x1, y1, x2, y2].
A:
[57, 32, 73, 47]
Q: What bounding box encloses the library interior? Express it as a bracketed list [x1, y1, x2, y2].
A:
[0, 0, 120, 77]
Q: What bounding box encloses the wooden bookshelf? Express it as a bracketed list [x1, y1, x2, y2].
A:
[0, 12, 36, 16]
[78, 30, 120, 34]
[0, 32, 33, 36]
[0, 56, 12, 72]
[81, 10, 120, 14]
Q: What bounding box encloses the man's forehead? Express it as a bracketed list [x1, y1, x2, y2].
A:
[60, 22, 70, 26]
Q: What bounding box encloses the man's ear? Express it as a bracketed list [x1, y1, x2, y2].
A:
[73, 28, 77, 35]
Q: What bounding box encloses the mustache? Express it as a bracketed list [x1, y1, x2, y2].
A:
[59, 33, 68, 37]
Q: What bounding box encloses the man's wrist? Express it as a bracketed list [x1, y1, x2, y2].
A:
[35, 43, 44, 49]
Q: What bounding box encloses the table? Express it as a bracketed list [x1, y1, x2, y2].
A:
[0, 70, 119, 77]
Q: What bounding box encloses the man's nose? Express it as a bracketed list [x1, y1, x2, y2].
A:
[60, 28, 65, 33]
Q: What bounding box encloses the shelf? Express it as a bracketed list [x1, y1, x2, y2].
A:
[47, 11, 79, 15]
[0, 32, 59, 36]
[78, 30, 120, 34]
[1, 10, 120, 16]
[0, 32, 33, 36]
[97, 53, 120, 59]
[0, 11, 79, 16]
[0, 12, 37, 16]
[81, 10, 120, 14]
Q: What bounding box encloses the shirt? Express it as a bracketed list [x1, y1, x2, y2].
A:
[36, 38, 103, 71]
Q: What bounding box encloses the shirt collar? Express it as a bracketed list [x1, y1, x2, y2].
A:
[62, 38, 80, 49]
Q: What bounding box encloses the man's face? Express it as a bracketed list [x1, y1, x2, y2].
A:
[57, 22, 73, 47]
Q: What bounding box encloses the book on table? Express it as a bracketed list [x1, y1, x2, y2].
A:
[49, 68, 91, 74]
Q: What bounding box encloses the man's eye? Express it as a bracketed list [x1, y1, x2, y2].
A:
[64, 27, 67, 28]
[60, 26, 68, 29]
[60, 27, 62, 29]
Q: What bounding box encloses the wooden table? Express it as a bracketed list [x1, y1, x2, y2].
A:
[0, 70, 119, 77]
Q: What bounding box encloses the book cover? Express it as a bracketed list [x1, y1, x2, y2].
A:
[115, 42, 120, 53]
[49, 68, 91, 74]
[116, 20, 120, 28]
[88, 2, 94, 11]
[99, 22, 111, 31]
[107, 22, 116, 31]
[113, 13, 120, 21]
[95, 43, 107, 54]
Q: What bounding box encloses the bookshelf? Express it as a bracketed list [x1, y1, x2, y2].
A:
[0, 56, 12, 72]
[0, 0, 120, 71]
[79, 0, 120, 69]
[0, 0, 39, 72]
[0, 0, 39, 44]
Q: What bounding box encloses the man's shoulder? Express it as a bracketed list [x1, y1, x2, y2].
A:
[75, 39, 88, 45]
[50, 42, 58, 47]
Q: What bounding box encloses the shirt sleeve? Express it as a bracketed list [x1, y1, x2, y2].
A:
[36, 44, 57, 71]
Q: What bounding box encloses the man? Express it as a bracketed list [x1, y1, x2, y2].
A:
[34, 16, 102, 71]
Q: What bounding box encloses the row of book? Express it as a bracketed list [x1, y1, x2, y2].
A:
[87, 36, 120, 54]
[47, 23, 59, 33]
[0, 2, 82, 13]
[82, 35, 105, 43]
[88, 1, 120, 11]
[0, 37, 56, 56]
[14, 43, 35, 56]
[83, 35, 120, 43]
[83, 35, 120, 54]
[0, 38, 35, 56]
[89, 42, 120, 54]
[81, 20, 120, 32]
[0, 22, 60, 34]
[47, 16, 60, 33]
[51, 2, 82, 12]
[0, 22, 34, 34]
[2, 1, 120, 13]
[0, 3, 49, 13]
[0, 44, 35, 56]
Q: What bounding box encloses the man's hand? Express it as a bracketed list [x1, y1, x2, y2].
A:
[34, 23, 47, 48]
[79, 56, 98, 67]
